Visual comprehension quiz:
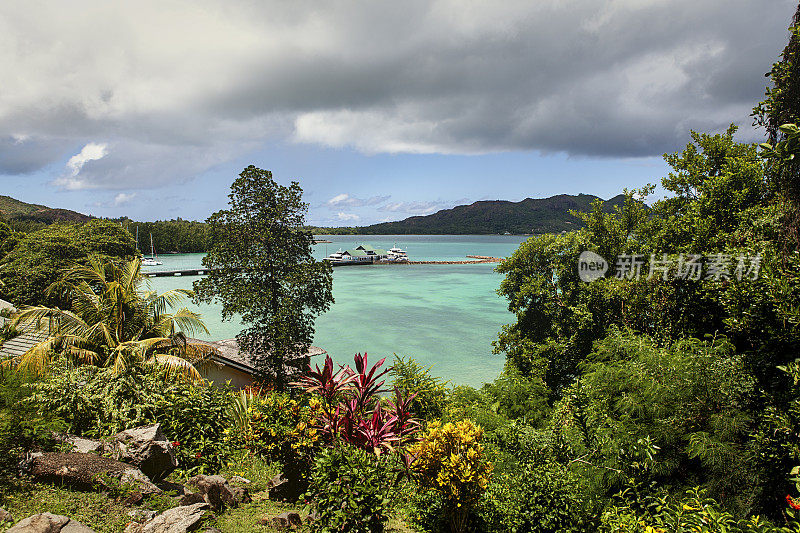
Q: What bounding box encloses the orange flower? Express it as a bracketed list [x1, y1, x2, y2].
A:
[786, 494, 800, 510]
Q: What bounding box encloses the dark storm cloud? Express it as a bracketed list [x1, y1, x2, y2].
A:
[0, 0, 795, 189]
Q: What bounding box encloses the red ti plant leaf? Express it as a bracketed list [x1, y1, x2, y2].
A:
[292, 354, 355, 405]
[355, 402, 400, 456]
[294, 352, 420, 455]
[385, 387, 420, 445]
[344, 352, 389, 416]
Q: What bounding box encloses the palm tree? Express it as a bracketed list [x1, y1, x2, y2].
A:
[6, 255, 215, 380]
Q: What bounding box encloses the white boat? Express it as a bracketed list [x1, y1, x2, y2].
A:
[387, 244, 408, 262]
[143, 233, 163, 266]
[323, 249, 351, 264]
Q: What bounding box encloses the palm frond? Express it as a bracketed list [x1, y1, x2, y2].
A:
[151, 353, 204, 382]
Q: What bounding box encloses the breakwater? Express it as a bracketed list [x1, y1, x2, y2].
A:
[143, 256, 505, 276]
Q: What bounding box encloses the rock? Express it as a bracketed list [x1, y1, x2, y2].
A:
[25, 452, 161, 495]
[7, 513, 95, 533]
[186, 475, 249, 512]
[0, 507, 13, 523]
[53, 434, 103, 455]
[266, 472, 290, 500]
[260, 512, 302, 529]
[127, 510, 157, 523]
[157, 480, 189, 496]
[305, 509, 318, 523]
[111, 424, 177, 482]
[227, 475, 250, 485]
[178, 493, 205, 507]
[141, 503, 208, 533]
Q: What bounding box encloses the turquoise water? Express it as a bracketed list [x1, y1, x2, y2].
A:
[145, 235, 528, 387]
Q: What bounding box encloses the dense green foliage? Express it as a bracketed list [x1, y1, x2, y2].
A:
[194, 166, 334, 387]
[474, 17, 800, 526]
[28, 363, 233, 476]
[309, 193, 627, 235]
[306, 445, 394, 533]
[0, 220, 137, 307]
[120, 218, 215, 254]
[0, 372, 64, 487]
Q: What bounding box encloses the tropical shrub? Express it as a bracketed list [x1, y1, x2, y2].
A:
[391, 354, 449, 420]
[544, 329, 763, 515]
[599, 488, 800, 533]
[306, 444, 394, 533]
[0, 371, 64, 493]
[480, 461, 588, 533]
[295, 353, 419, 454]
[409, 419, 493, 533]
[28, 363, 234, 476]
[225, 391, 323, 486]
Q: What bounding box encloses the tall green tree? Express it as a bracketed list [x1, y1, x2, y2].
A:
[193, 166, 334, 389]
[753, 3, 800, 247]
[0, 219, 137, 307]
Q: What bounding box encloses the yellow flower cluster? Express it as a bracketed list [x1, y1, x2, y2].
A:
[409, 419, 493, 505]
[226, 392, 323, 463]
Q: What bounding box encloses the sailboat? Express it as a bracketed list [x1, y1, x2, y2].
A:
[142, 233, 163, 266]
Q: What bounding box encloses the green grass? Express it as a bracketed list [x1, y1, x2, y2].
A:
[0, 482, 417, 533]
[0, 482, 133, 533]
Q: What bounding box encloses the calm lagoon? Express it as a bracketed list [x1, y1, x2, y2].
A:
[145, 235, 528, 387]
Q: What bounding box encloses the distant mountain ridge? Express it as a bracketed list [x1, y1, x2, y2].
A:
[356, 193, 627, 235]
[0, 195, 92, 224]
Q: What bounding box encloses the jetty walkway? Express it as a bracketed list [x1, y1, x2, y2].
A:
[142, 256, 504, 277]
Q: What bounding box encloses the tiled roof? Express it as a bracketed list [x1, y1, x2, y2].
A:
[0, 328, 49, 360]
[189, 337, 325, 376]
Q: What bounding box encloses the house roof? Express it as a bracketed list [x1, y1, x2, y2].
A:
[345, 249, 369, 257]
[0, 328, 49, 361]
[189, 337, 326, 376]
[354, 244, 387, 254]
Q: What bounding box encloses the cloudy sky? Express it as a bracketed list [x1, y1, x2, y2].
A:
[0, 0, 795, 225]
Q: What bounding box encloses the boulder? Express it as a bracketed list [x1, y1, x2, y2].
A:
[7, 513, 95, 533]
[178, 494, 205, 507]
[258, 512, 302, 529]
[127, 510, 157, 523]
[266, 472, 289, 500]
[129, 503, 208, 533]
[0, 507, 13, 523]
[111, 424, 177, 481]
[24, 452, 161, 495]
[185, 475, 249, 512]
[53, 435, 103, 455]
[227, 475, 250, 485]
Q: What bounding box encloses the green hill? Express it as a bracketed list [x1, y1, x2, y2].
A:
[0, 195, 92, 225]
[353, 193, 627, 235]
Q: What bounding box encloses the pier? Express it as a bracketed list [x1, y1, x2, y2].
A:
[143, 256, 505, 277]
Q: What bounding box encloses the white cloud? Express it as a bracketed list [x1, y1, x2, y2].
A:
[54, 142, 109, 189]
[113, 192, 136, 206]
[381, 200, 454, 215]
[337, 212, 360, 222]
[327, 193, 350, 206]
[326, 193, 391, 208]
